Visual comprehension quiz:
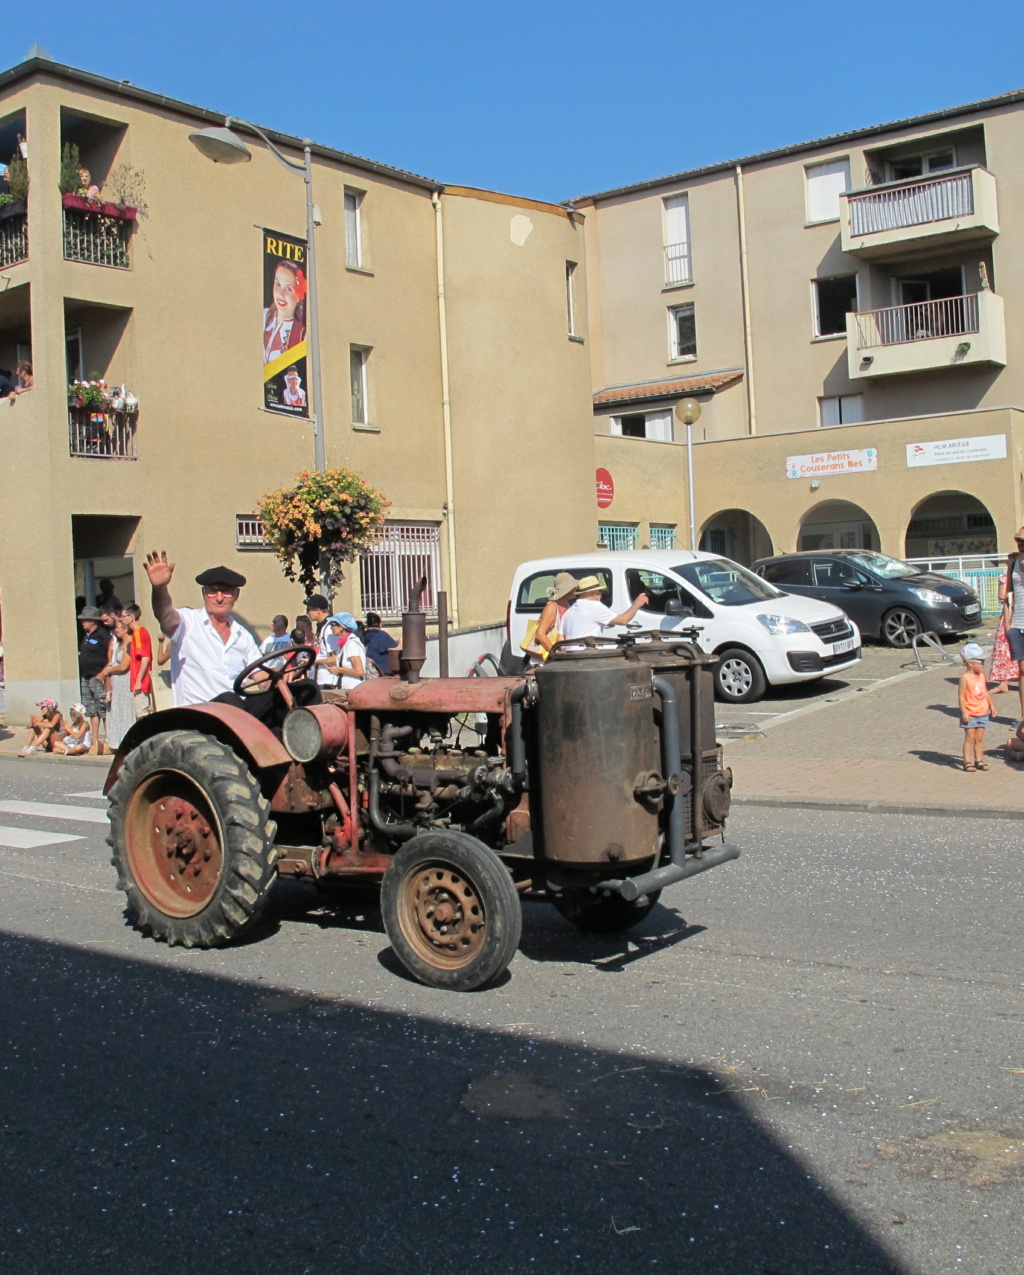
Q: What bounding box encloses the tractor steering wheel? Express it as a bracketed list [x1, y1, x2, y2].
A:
[232, 644, 317, 699]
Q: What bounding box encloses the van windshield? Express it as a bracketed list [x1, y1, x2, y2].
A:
[674, 559, 783, 606]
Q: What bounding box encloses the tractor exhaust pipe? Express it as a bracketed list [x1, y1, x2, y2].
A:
[597, 843, 741, 903]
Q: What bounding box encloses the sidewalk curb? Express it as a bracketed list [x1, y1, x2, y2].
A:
[734, 794, 1024, 821]
[0, 751, 112, 769]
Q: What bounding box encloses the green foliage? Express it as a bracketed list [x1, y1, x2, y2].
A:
[5, 154, 28, 202]
[59, 142, 82, 195]
[110, 163, 148, 217]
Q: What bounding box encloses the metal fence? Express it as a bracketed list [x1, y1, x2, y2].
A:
[63, 208, 131, 269]
[905, 553, 1003, 616]
[0, 211, 27, 268]
[359, 523, 440, 617]
[68, 407, 137, 459]
[847, 169, 974, 237]
[598, 522, 638, 551]
[649, 525, 677, 549]
[663, 241, 692, 287]
[854, 293, 979, 349]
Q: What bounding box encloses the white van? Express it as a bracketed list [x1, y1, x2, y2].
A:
[508, 550, 861, 703]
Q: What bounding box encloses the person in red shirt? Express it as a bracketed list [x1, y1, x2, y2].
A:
[122, 603, 154, 717]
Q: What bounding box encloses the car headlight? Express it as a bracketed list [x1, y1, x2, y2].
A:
[909, 587, 947, 605]
[756, 613, 811, 635]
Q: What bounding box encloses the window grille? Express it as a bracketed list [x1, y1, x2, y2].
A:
[63, 208, 131, 269]
[235, 515, 270, 547]
[360, 523, 440, 617]
[0, 210, 28, 269]
[649, 525, 677, 549]
[598, 522, 638, 551]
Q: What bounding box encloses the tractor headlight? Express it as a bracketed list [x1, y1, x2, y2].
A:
[756, 613, 810, 635]
[283, 707, 325, 763]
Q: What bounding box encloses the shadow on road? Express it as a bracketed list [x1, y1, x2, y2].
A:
[0, 930, 906, 1274]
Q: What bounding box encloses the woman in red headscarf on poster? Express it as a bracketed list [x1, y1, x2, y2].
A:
[263, 258, 307, 364]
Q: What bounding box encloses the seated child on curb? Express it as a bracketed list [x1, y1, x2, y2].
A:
[51, 703, 92, 756]
[19, 699, 64, 755]
[958, 642, 996, 772]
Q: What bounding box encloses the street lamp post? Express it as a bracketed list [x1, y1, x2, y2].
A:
[674, 397, 702, 550]
[188, 118, 326, 473]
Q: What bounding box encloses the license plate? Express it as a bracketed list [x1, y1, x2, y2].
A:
[964, 603, 980, 615]
[831, 637, 856, 654]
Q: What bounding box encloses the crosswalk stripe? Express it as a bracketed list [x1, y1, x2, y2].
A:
[0, 826, 84, 849]
[0, 800, 110, 825]
[66, 790, 106, 800]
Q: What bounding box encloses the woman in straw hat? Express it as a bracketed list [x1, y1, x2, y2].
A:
[525, 572, 579, 666]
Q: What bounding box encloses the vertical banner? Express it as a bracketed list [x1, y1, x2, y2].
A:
[262, 229, 310, 418]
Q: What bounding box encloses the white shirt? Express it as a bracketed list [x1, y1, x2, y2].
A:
[561, 598, 617, 642]
[315, 623, 337, 686]
[336, 635, 366, 691]
[170, 607, 262, 706]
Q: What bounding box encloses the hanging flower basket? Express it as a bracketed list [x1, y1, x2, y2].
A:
[61, 192, 137, 221]
[256, 468, 390, 594]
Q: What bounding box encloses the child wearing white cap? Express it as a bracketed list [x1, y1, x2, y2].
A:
[958, 642, 996, 771]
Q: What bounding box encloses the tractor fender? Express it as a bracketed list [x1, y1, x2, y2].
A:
[102, 703, 292, 796]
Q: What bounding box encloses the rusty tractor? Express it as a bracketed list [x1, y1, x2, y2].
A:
[105, 602, 738, 991]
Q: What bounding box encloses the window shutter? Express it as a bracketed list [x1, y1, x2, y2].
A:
[806, 160, 851, 222]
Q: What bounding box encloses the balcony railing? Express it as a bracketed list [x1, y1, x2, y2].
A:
[63, 208, 131, 268]
[68, 406, 137, 459]
[0, 208, 27, 268]
[663, 241, 692, 286]
[853, 293, 980, 350]
[847, 169, 974, 237]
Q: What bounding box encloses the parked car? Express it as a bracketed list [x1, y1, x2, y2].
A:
[508, 551, 861, 703]
[753, 549, 982, 647]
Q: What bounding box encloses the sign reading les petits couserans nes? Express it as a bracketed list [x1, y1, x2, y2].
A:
[906, 434, 1007, 468]
[596, 468, 614, 508]
[786, 448, 877, 480]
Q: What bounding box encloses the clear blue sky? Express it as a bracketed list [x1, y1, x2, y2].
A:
[8, 0, 1024, 202]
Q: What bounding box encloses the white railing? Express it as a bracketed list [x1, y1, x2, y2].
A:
[854, 293, 979, 350]
[905, 553, 1003, 616]
[235, 515, 269, 547]
[0, 211, 27, 268]
[360, 522, 440, 617]
[63, 208, 131, 268]
[68, 407, 137, 459]
[663, 241, 692, 286]
[847, 169, 975, 237]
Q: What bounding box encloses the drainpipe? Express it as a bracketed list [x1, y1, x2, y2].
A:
[734, 164, 758, 436]
[432, 191, 461, 627]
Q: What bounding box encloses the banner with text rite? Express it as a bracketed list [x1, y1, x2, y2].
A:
[786, 448, 877, 479]
[262, 229, 310, 418]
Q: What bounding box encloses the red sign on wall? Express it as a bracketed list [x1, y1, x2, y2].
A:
[596, 468, 614, 508]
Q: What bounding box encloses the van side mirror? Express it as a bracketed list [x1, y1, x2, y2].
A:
[665, 597, 693, 617]
[843, 580, 863, 590]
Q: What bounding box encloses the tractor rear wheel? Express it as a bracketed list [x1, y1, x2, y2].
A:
[552, 889, 661, 934]
[381, 832, 522, 991]
[108, 730, 277, 948]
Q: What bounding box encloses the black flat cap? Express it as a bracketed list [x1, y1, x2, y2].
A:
[195, 566, 247, 588]
[304, 594, 330, 610]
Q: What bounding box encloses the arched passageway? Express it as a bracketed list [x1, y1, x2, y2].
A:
[798, 501, 879, 552]
[904, 491, 996, 558]
[699, 510, 772, 567]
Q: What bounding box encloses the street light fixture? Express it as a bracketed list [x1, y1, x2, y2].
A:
[188, 116, 326, 472]
[673, 397, 702, 550]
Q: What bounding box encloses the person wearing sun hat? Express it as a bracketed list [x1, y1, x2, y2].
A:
[52, 703, 92, 756]
[143, 551, 262, 706]
[524, 572, 579, 665]
[957, 641, 996, 772]
[322, 613, 367, 690]
[561, 574, 650, 645]
[19, 698, 65, 755]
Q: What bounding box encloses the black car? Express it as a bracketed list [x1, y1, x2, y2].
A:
[753, 549, 982, 647]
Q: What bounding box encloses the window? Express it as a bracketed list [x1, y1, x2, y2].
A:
[810, 558, 859, 588]
[805, 158, 851, 222]
[235, 515, 270, 548]
[359, 522, 440, 617]
[344, 189, 364, 267]
[649, 524, 677, 549]
[565, 260, 578, 336]
[610, 410, 673, 441]
[888, 149, 956, 182]
[350, 345, 370, 425]
[662, 193, 691, 286]
[819, 394, 864, 427]
[674, 558, 782, 606]
[66, 327, 83, 382]
[598, 522, 638, 551]
[813, 274, 859, 337]
[625, 568, 688, 616]
[516, 568, 612, 612]
[759, 560, 810, 586]
[669, 303, 696, 359]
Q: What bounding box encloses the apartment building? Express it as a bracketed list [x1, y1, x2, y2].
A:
[574, 91, 1024, 568]
[0, 59, 594, 722]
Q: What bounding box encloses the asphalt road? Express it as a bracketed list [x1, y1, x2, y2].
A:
[0, 756, 1021, 1274]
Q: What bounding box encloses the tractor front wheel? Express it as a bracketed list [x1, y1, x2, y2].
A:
[381, 832, 522, 991]
[108, 730, 277, 948]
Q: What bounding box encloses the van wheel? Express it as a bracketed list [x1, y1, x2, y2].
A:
[713, 648, 766, 703]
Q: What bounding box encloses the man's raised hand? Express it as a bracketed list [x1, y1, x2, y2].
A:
[144, 550, 175, 589]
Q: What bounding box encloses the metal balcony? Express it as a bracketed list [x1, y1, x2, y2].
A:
[68, 407, 137, 459]
[63, 208, 131, 269]
[840, 167, 998, 259]
[0, 207, 28, 268]
[846, 291, 1006, 378]
[663, 241, 692, 287]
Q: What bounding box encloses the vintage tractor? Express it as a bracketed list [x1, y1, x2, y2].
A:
[105, 609, 738, 991]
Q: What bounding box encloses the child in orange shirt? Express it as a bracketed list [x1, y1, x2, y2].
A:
[958, 642, 996, 771]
